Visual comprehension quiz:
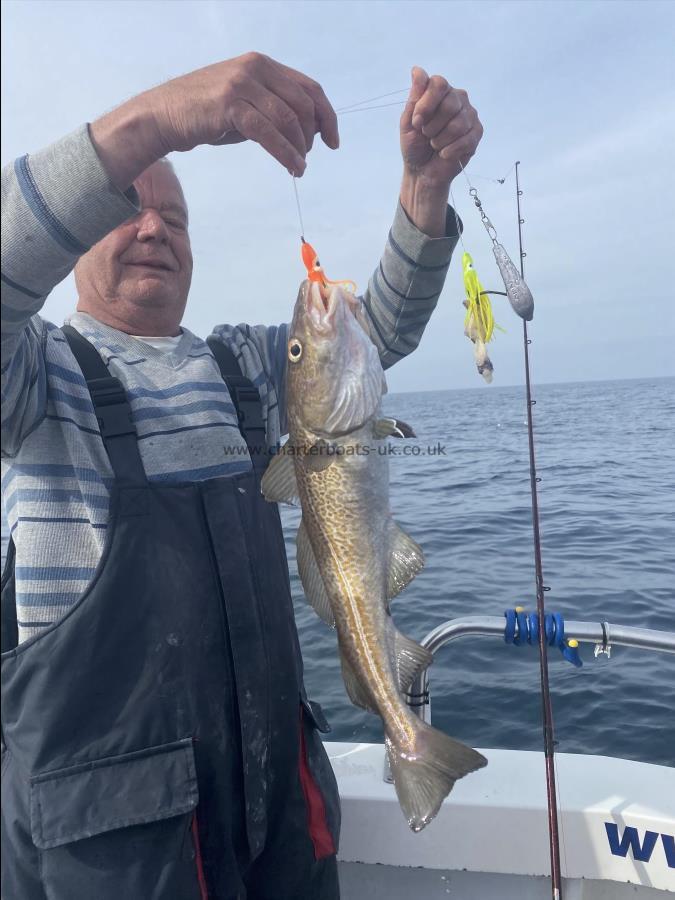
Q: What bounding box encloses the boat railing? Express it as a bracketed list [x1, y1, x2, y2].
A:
[382, 614, 675, 783]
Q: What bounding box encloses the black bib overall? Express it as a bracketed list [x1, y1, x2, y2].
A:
[1, 328, 340, 900]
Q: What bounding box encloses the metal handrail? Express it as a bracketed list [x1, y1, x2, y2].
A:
[382, 615, 675, 782]
[408, 615, 675, 724]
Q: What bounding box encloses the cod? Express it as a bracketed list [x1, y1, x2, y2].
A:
[262, 281, 487, 831]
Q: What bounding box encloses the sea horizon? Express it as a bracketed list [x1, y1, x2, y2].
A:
[388, 373, 675, 396]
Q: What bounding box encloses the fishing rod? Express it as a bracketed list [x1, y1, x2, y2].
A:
[516, 161, 563, 900]
[455, 159, 563, 896]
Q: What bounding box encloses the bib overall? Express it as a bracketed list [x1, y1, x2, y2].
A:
[1, 327, 340, 900]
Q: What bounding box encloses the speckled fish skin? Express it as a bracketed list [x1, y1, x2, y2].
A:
[287, 282, 402, 727]
[492, 241, 535, 321]
[275, 281, 487, 831]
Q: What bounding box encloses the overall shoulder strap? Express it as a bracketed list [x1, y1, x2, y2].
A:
[61, 325, 147, 486]
[206, 336, 268, 463]
[1, 328, 148, 652]
[1, 536, 17, 653]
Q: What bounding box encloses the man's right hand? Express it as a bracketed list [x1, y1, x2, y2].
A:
[90, 52, 339, 191]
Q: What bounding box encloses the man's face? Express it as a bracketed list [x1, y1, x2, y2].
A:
[75, 161, 193, 334]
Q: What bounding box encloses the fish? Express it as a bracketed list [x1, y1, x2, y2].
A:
[492, 242, 534, 321]
[262, 280, 487, 831]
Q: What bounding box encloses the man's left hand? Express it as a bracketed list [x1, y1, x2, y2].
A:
[401, 67, 483, 186]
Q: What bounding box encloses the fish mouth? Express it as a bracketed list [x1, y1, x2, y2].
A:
[304, 281, 358, 332]
[306, 281, 339, 330]
[318, 282, 331, 312]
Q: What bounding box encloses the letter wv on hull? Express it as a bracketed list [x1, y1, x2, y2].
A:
[605, 822, 675, 868]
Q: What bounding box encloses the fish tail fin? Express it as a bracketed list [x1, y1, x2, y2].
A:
[386, 723, 487, 832]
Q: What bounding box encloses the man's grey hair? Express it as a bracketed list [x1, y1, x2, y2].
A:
[154, 156, 187, 220]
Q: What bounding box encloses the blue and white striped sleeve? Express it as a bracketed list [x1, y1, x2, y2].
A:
[360, 201, 461, 370]
[1, 124, 140, 457]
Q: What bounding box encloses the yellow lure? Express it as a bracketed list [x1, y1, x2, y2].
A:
[462, 252, 496, 343]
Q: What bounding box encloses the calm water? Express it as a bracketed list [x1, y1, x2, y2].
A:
[2, 378, 673, 766]
[285, 377, 675, 768]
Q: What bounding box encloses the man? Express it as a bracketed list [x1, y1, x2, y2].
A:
[1, 53, 482, 900]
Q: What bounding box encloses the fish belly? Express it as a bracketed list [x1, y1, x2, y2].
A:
[301, 446, 407, 722]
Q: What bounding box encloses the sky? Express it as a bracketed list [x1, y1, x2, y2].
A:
[2, 0, 674, 392]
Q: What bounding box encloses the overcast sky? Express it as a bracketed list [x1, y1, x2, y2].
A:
[2, 0, 674, 392]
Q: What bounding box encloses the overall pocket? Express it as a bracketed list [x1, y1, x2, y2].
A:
[30, 739, 205, 900]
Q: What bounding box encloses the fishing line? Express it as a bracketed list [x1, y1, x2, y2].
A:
[338, 100, 409, 115]
[459, 159, 474, 191]
[448, 182, 466, 252]
[335, 87, 409, 113]
[292, 175, 306, 240]
[470, 162, 517, 185]
[334, 86, 517, 186]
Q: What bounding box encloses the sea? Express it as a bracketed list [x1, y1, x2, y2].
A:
[1, 377, 674, 767]
[285, 377, 675, 768]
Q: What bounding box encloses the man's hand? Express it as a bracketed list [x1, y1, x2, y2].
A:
[399, 67, 483, 237]
[91, 52, 339, 191]
[401, 67, 482, 185]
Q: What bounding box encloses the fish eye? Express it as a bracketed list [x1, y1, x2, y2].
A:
[314, 261, 321, 270]
[288, 339, 303, 362]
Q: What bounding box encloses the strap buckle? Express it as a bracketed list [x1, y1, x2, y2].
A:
[234, 387, 265, 431]
[228, 378, 266, 438]
[89, 377, 135, 438]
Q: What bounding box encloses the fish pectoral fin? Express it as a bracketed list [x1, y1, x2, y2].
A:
[340, 650, 378, 714]
[261, 442, 299, 504]
[387, 620, 433, 694]
[374, 418, 416, 439]
[296, 519, 335, 628]
[302, 439, 337, 472]
[387, 520, 425, 600]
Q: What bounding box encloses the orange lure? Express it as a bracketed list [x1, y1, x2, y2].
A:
[301, 239, 357, 293]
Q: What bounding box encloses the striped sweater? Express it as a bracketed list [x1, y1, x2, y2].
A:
[1, 124, 459, 644]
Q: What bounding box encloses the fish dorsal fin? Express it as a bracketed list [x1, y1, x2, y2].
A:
[339, 648, 378, 714]
[387, 619, 433, 694]
[296, 519, 335, 628]
[387, 519, 425, 600]
[261, 441, 299, 504]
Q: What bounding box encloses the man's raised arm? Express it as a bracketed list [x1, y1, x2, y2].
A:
[1, 53, 340, 456]
[89, 52, 339, 192]
[1, 127, 141, 456]
[355, 67, 483, 369]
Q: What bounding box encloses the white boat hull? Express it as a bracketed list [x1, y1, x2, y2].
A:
[328, 742, 675, 896]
